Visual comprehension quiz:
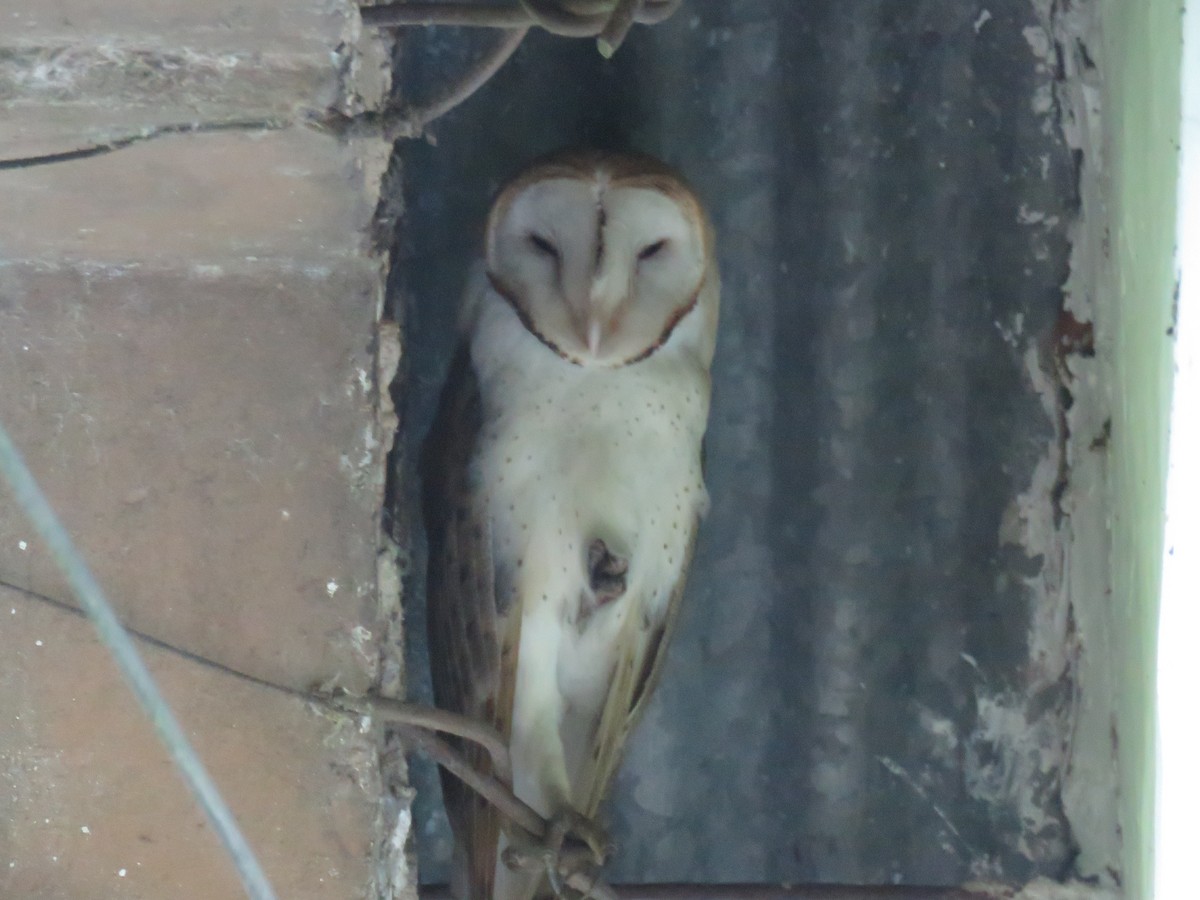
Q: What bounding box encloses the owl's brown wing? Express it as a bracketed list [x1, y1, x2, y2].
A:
[577, 524, 700, 818]
[421, 343, 520, 898]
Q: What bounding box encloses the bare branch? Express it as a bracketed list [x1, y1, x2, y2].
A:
[385, 720, 621, 899]
[361, 2, 532, 29]
[340, 695, 512, 783]
[391, 723, 548, 840]
[337, 1, 688, 138]
[360, 1, 685, 43]
[400, 26, 530, 140]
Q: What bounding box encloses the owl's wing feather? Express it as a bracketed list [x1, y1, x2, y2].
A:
[422, 342, 521, 898]
[578, 525, 700, 817]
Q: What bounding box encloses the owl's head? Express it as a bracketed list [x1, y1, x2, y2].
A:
[484, 150, 718, 368]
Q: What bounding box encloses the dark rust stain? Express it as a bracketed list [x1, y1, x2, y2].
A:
[1052, 309, 1095, 359]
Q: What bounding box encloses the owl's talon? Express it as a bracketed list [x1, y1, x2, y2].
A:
[544, 809, 611, 897]
[543, 809, 611, 865]
[501, 811, 611, 897]
[547, 852, 601, 900]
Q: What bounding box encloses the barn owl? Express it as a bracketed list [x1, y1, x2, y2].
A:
[422, 149, 719, 899]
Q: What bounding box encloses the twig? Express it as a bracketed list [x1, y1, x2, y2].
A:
[401, 25, 530, 139]
[331, 1, 686, 139]
[360, 1, 684, 53]
[361, 2, 532, 29]
[316, 26, 528, 141]
[389, 724, 620, 900]
[392, 723, 546, 838]
[336, 695, 513, 784]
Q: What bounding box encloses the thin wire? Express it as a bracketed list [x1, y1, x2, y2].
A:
[0, 118, 289, 171]
[0, 421, 278, 900]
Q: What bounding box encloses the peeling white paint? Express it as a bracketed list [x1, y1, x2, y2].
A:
[1018, 204, 1060, 227]
[1023, 25, 1053, 65]
[994, 312, 1027, 348]
[1011, 878, 1120, 900]
[1017, 0, 1123, 886]
[349, 625, 373, 667]
[1032, 83, 1055, 116]
[385, 804, 413, 896]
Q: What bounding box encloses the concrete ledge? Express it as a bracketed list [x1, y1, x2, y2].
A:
[0, 128, 383, 265]
[0, 584, 379, 900]
[0, 261, 386, 693]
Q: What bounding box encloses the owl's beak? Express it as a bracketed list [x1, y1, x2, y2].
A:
[568, 304, 610, 358]
[587, 319, 603, 356]
[582, 268, 623, 356]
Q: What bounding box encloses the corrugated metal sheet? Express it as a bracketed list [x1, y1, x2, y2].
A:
[389, 0, 1081, 886]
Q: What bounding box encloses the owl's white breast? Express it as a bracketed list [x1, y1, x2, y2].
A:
[466, 280, 711, 812]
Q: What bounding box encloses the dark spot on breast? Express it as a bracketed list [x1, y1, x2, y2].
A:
[588, 539, 628, 606]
